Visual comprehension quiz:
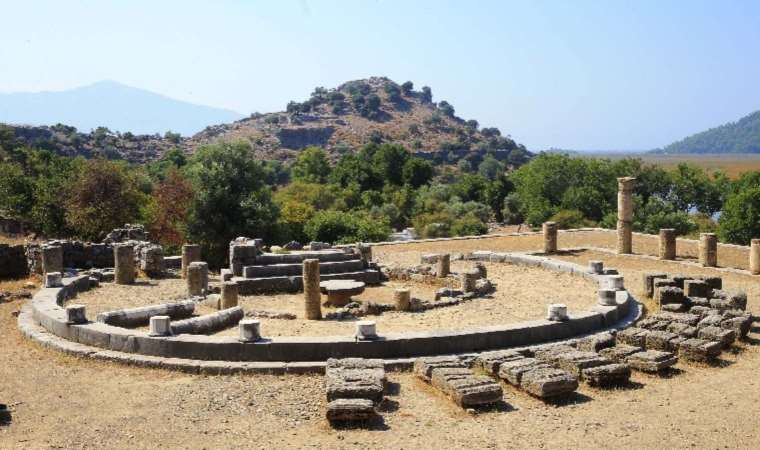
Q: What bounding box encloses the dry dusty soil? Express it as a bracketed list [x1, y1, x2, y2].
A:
[1, 230, 759, 449]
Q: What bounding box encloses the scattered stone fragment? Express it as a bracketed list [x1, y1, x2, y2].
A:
[582, 363, 631, 386]
[697, 326, 736, 348]
[678, 338, 722, 363]
[326, 398, 377, 422]
[626, 350, 678, 372]
[325, 358, 385, 404]
[720, 311, 752, 339]
[473, 350, 524, 375]
[413, 356, 466, 381]
[599, 344, 643, 362]
[498, 358, 550, 385]
[519, 367, 579, 398]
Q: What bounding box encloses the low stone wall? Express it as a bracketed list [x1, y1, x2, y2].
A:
[23, 253, 639, 363]
[0, 244, 28, 279]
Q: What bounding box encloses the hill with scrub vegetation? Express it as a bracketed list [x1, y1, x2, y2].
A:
[1, 77, 532, 167]
[656, 109, 760, 154]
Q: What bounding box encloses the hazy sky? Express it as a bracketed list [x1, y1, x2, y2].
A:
[2, 0, 760, 150]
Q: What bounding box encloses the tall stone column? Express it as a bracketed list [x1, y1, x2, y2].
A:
[114, 244, 135, 285]
[436, 253, 450, 278]
[187, 261, 208, 296]
[543, 221, 558, 254]
[699, 233, 718, 267]
[659, 228, 676, 260]
[751, 239, 760, 275]
[303, 259, 322, 320]
[41, 244, 63, 275]
[220, 281, 239, 309]
[616, 177, 636, 254]
[181, 244, 201, 279]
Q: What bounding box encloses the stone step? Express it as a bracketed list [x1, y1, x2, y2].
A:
[234, 269, 381, 295]
[243, 259, 364, 278]
[255, 251, 357, 265]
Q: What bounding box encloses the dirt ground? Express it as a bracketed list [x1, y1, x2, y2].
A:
[1, 231, 759, 449]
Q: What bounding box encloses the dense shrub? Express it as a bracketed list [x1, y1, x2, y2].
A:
[304, 210, 390, 244]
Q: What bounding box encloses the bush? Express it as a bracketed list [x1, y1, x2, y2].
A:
[304, 210, 390, 244]
[633, 197, 695, 236]
[451, 214, 488, 236]
[718, 186, 760, 244]
[548, 209, 595, 229]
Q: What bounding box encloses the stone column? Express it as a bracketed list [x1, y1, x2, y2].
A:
[750, 239, 760, 275]
[114, 244, 135, 285]
[659, 228, 676, 260]
[394, 288, 411, 311]
[547, 304, 568, 321]
[239, 319, 261, 342]
[461, 270, 479, 293]
[543, 221, 558, 254]
[181, 244, 201, 279]
[699, 233, 718, 267]
[616, 177, 636, 254]
[187, 261, 208, 296]
[303, 259, 321, 320]
[356, 243, 372, 268]
[355, 320, 377, 340]
[41, 244, 63, 275]
[149, 316, 171, 336]
[436, 253, 450, 278]
[65, 304, 87, 324]
[220, 281, 239, 309]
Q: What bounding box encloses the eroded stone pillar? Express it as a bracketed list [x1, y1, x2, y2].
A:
[356, 243, 372, 268]
[543, 221, 558, 254]
[114, 244, 135, 285]
[181, 244, 201, 279]
[220, 281, 239, 309]
[659, 228, 676, 260]
[461, 270, 479, 293]
[239, 319, 261, 342]
[750, 239, 760, 275]
[41, 244, 63, 275]
[436, 253, 450, 278]
[547, 304, 568, 321]
[699, 233, 718, 267]
[303, 259, 321, 320]
[394, 288, 411, 311]
[616, 177, 636, 254]
[187, 261, 208, 296]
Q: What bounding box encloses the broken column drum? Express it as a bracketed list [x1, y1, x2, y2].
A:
[437, 253, 450, 278]
[41, 245, 63, 275]
[543, 221, 558, 254]
[114, 244, 135, 285]
[220, 281, 239, 309]
[461, 270, 479, 293]
[394, 288, 411, 311]
[699, 233, 718, 267]
[659, 228, 676, 260]
[751, 239, 760, 275]
[357, 243, 372, 267]
[181, 244, 201, 279]
[303, 258, 322, 320]
[186, 261, 208, 296]
[616, 177, 636, 254]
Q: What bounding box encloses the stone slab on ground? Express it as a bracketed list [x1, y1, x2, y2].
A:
[430, 367, 503, 408]
[498, 358, 550, 385]
[697, 326, 736, 348]
[626, 350, 678, 372]
[616, 327, 650, 347]
[519, 367, 579, 399]
[581, 363, 631, 386]
[599, 344, 643, 363]
[473, 350, 524, 375]
[325, 358, 386, 404]
[666, 322, 698, 338]
[413, 356, 467, 381]
[678, 338, 722, 363]
[575, 332, 616, 353]
[645, 330, 681, 352]
[554, 351, 612, 376]
[532, 344, 577, 365]
[721, 315, 752, 339]
[651, 312, 701, 327]
[326, 398, 377, 422]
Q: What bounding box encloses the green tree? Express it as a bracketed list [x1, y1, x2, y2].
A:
[291, 146, 331, 183]
[401, 157, 434, 188]
[372, 143, 409, 186]
[718, 185, 760, 245]
[304, 210, 390, 244]
[0, 162, 34, 221]
[477, 155, 504, 181]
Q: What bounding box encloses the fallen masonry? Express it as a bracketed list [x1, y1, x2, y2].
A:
[582, 363, 631, 387]
[678, 338, 722, 363]
[429, 367, 504, 408]
[325, 398, 376, 422]
[325, 358, 386, 404]
[519, 367, 580, 398]
[625, 350, 678, 372]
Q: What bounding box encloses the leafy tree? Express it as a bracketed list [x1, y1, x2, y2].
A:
[291, 146, 331, 183]
[501, 193, 523, 225]
[549, 209, 594, 229]
[477, 155, 504, 180]
[465, 119, 479, 130]
[0, 162, 34, 221]
[438, 100, 455, 117]
[451, 174, 488, 203]
[145, 168, 194, 250]
[384, 83, 401, 102]
[719, 185, 760, 244]
[185, 141, 279, 266]
[30, 155, 81, 236]
[669, 163, 722, 215]
[401, 81, 414, 95]
[304, 210, 390, 244]
[164, 131, 181, 144]
[421, 86, 432, 103]
[401, 157, 434, 188]
[372, 144, 409, 186]
[64, 159, 146, 241]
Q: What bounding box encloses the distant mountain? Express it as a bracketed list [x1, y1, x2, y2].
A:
[0, 80, 243, 136]
[655, 110, 760, 154]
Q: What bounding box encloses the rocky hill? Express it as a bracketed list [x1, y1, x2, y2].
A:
[655, 109, 760, 154]
[2, 77, 531, 166]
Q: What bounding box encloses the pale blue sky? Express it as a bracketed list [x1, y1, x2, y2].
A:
[2, 0, 760, 150]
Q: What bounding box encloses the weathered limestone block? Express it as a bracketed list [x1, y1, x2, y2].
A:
[303, 259, 321, 320]
[139, 244, 165, 278]
[238, 319, 261, 342]
[181, 244, 201, 278]
[699, 233, 718, 267]
[186, 261, 208, 297]
[473, 350, 524, 375]
[701, 276, 722, 290]
[546, 304, 568, 321]
[751, 239, 760, 275]
[636, 317, 671, 331]
[430, 368, 503, 407]
[96, 300, 195, 327]
[597, 289, 617, 306]
[65, 304, 87, 324]
[45, 272, 63, 288]
[720, 314, 752, 339]
[661, 303, 689, 313]
[599, 344, 643, 362]
[520, 367, 579, 398]
[689, 297, 711, 308]
[220, 268, 233, 282]
[420, 253, 440, 264]
[582, 363, 631, 386]
[461, 269, 479, 293]
[666, 322, 698, 338]
[711, 290, 747, 310]
[688, 305, 713, 318]
[575, 332, 616, 353]
[437, 253, 451, 278]
[588, 260, 604, 274]
[659, 228, 676, 260]
[656, 286, 685, 306]
[532, 344, 577, 365]
[684, 280, 710, 299]
[645, 330, 681, 352]
[543, 221, 558, 254]
[393, 288, 411, 311]
[220, 281, 239, 309]
[643, 273, 669, 298]
[356, 243, 372, 268]
[114, 244, 135, 285]
[678, 338, 722, 362]
[626, 350, 678, 372]
[41, 244, 63, 275]
[473, 262, 487, 279]
[413, 356, 466, 381]
[355, 321, 377, 340]
[652, 312, 701, 326]
[697, 314, 724, 329]
[325, 361, 385, 404]
[697, 326, 736, 348]
[498, 358, 550, 385]
[149, 315, 172, 336]
[169, 306, 244, 335]
[554, 351, 612, 377]
[326, 398, 376, 422]
[616, 327, 650, 347]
